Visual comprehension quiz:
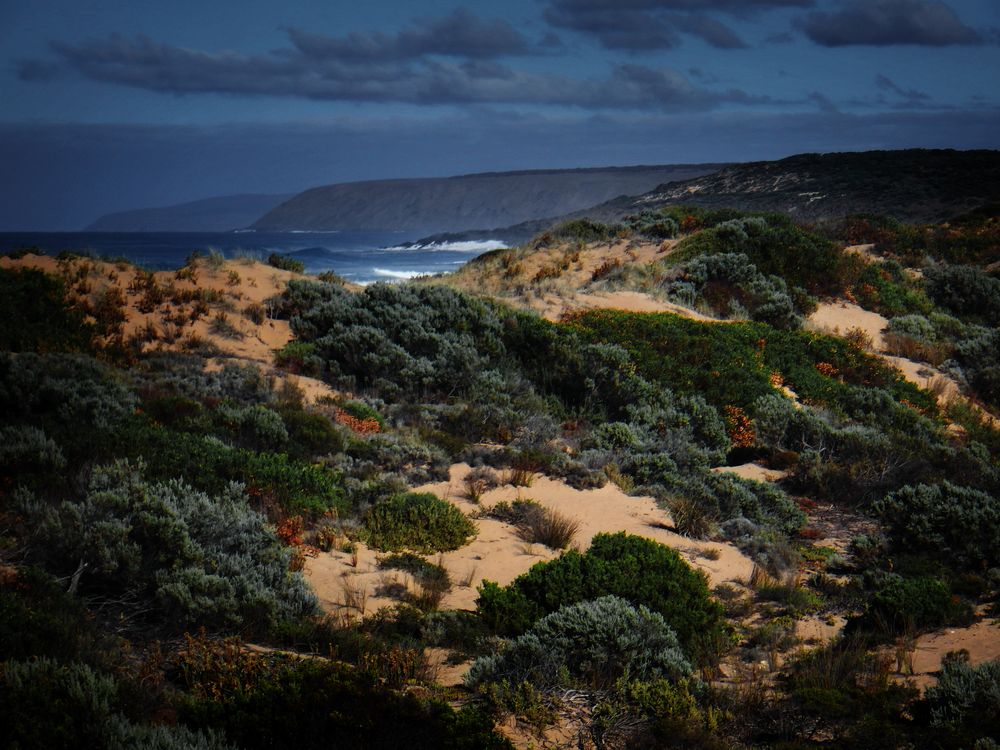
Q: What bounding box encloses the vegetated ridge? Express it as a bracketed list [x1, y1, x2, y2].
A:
[595, 149, 1000, 224]
[86, 193, 295, 232]
[428, 149, 1000, 245]
[251, 164, 726, 233]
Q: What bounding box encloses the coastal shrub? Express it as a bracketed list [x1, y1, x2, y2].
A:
[874, 482, 1000, 569]
[851, 262, 931, 317]
[0, 566, 108, 664]
[177, 649, 511, 750]
[119, 423, 348, 517]
[476, 532, 725, 659]
[851, 575, 973, 636]
[954, 327, 1000, 408]
[23, 460, 318, 632]
[0, 352, 136, 431]
[279, 407, 344, 458]
[363, 492, 476, 553]
[924, 263, 1000, 325]
[267, 252, 305, 274]
[1, 658, 233, 750]
[666, 252, 804, 328]
[921, 654, 1000, 745]
[274, 341, 324, 376]
[668, 214, 848, 296]
[216, 401, 288, 451]
[466, 596, 691, 691]
[0, 267, 93, 352]
[0, 424, 66, 479]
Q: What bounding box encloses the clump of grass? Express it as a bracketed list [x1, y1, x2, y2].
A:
[209, 310, 243, 339]
[462, 466, 500, 503]
[488, 499, 579, 550]
[667, 495, 716, 539]
[504, 466, 535, 487]
[516, 505, 580, 550]
[379, 552, 452, 610]
[244, 302, 266, 325]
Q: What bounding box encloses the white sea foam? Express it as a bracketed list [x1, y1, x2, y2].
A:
[383, 239, 508, 253]
[372, 268, 431, 280]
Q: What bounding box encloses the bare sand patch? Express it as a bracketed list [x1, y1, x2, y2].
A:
[712, 463, 789, 483]
[303, 463, 755, 623]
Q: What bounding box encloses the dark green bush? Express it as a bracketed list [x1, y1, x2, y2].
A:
[267, 252, 305, 274]
[851, 575, 973, 636]
[1, 658, 232, 750]
[178, 651, 510, 750]
[476, 532, 725, 660]
[924, 263, 1000, 325]
[363, 492, 477, 553]
[0, 268, 93, 352]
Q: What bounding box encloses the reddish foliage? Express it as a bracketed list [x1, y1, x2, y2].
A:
[724, 405, 756, 448]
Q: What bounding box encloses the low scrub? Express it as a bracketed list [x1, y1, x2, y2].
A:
[466, 596, 691, 692]
[363, 492, 477, 553]
[476, 532, 725, 661]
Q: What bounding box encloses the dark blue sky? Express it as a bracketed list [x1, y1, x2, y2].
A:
[3, 0, 999, 229]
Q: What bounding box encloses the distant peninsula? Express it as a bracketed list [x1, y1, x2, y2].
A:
[86, 193, 294, 232]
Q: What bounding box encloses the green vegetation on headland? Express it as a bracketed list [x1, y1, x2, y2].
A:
[2, 196, 1000, 748]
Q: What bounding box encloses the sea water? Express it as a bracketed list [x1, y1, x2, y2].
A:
[0, 231, 507, 284]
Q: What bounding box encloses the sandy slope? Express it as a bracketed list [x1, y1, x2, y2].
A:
[304, 463, 754, 621]
[1, 253, 338, 402]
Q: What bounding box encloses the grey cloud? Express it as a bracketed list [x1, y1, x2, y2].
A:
[543, 0, 809, 49]
[15, 59, 60, 81]
[797, 0, 983, 47]
[876, 74, 931, 103]
[35, 32, 766, 111]
[286, 8, 532, 61]
[546, 0, 811, 13]
[543, 6, 746, 49]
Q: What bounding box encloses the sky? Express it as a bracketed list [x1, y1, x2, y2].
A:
[2, 0, 999, 229]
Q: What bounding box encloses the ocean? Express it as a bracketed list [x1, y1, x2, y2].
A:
[0, 230, 508, 284]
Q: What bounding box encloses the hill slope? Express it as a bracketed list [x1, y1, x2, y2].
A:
[592, 149, 1000, 224]
[251, 164, 726, 233]
[86, 193, 294, 232]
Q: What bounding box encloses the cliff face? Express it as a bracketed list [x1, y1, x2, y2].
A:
[86, 193, 294, 232]
[251, 165, 726, 232]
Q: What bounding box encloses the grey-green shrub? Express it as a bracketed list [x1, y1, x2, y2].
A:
[466, 596, 691, 691]
[0, 424, 66, 475]
[24, 460, 317, 632]
[922, 654, 1000, 743]
[874, 481, 1000, 569]
[0, 658, 233, 750]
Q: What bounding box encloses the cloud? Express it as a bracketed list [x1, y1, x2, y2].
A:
[15, 59, 60, 82]
[285, 8, 532, 61]
[542, 0, 812, 49]
[543, 6, 747, 49]
[875, 74, 931, 104]
[31, 31, 768, 111]
[797, 0, 983, 47]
